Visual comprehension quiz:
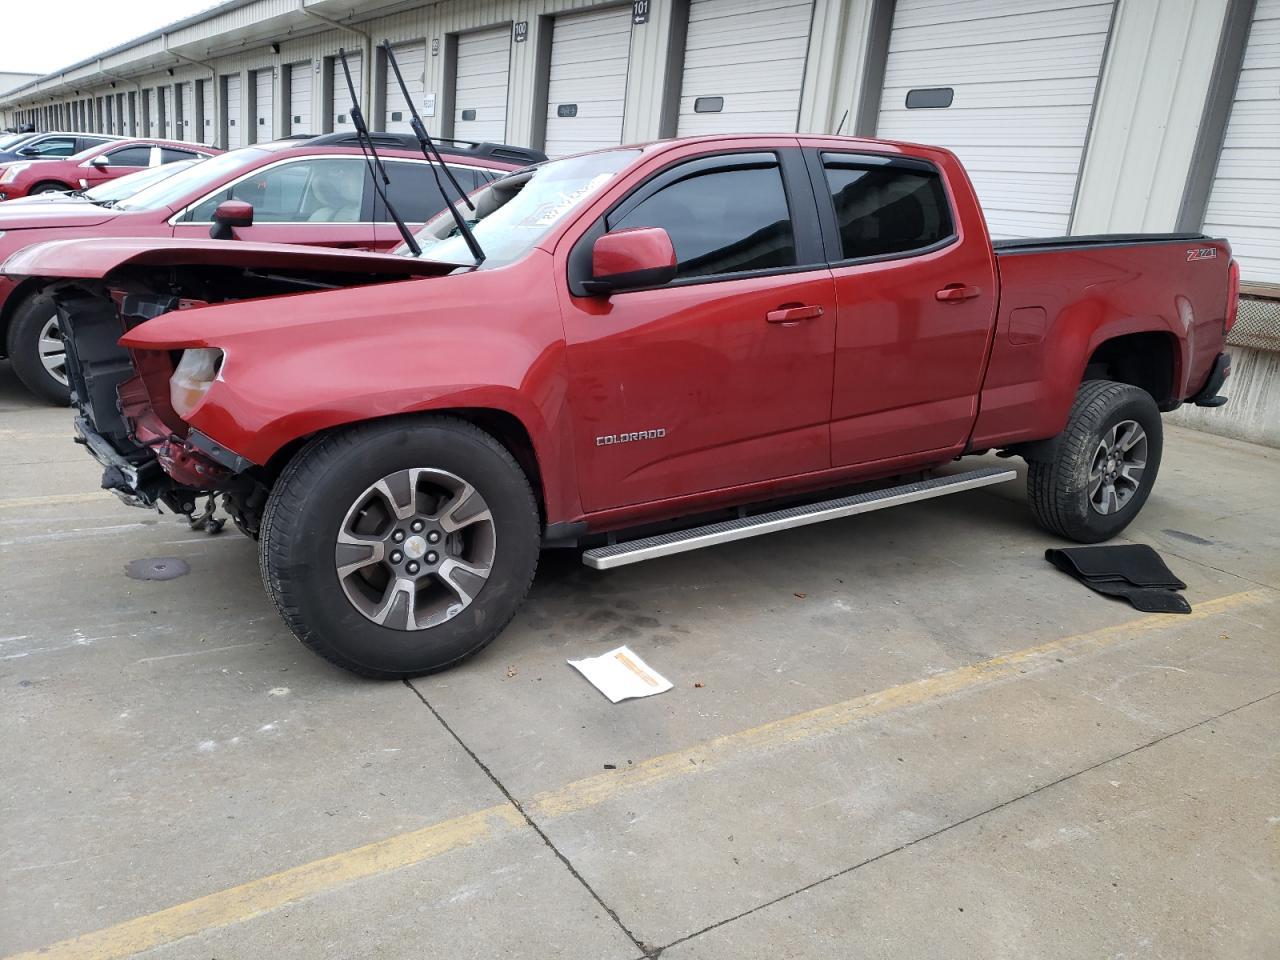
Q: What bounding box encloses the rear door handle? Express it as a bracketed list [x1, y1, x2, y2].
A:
[936, 284, 982, 302]
[766, 304, 824, 324]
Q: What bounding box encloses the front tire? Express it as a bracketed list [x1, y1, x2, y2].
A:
[1027, 380, 1163, 543]
[31, 182, 71, 195]
[259, 416, 540, 679]
[7, 292, 71, 406]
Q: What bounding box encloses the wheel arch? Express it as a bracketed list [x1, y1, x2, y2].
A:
[0, 277, 48, 355]
[1081, 329, 1183, 410]
[260, 406, 552, 527]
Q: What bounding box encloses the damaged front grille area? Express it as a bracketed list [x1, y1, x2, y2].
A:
[57, 286, 228, 508]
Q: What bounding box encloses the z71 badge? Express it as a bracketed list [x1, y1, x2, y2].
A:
[596, 428, 666, 446]
[1187, 247, 1218, 262]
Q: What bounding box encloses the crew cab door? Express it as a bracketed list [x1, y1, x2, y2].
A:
[807, 148, 998, 466]
[170, 156, 382, 248]
[561, 148, 836, 513]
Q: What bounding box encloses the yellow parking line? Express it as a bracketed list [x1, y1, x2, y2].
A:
[0, 493, 109, 510]
[5, 588, 1269, 960]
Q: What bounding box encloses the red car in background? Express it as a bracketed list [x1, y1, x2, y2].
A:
[0, 138, 221, 200]
[0, 133, 541, 403]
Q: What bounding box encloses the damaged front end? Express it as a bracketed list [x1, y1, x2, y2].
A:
[58, 284, 267, 533]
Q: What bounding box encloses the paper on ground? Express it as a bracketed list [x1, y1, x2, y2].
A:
[568, 646, 673, 703]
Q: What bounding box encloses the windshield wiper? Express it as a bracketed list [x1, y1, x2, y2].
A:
[381, 39, 485, 266]
[337, 47, 421, 257]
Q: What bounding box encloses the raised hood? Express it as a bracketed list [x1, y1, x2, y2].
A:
[1, 236, 465, 282]
[0, 203, 120, 230]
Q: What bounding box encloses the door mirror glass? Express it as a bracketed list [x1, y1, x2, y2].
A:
[209, 200, 254, 239]
[587, 227, 677, 295]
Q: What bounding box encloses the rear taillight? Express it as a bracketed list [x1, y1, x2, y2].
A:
[1225, 259, 1240, 333]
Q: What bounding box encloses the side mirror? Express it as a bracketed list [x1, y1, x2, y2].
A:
[585, 227, 677, 296]
[17, 147, 37, 157]
[89, 155, 109, 169]
[209, 200, 253, 240]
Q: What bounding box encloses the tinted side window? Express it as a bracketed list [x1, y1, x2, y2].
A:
[24, 136, 77, 157]
[611, 165, 796, 279]
[186, 158, 366, 222]
[379, 162, 447, 223]
[79, 137, 111, 151]
[161, 148, 198, 163]
[822, 160, 952, 260]
[105, 146, 153, 166]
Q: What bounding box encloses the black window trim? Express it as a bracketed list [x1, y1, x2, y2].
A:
[568, 146, 825, 298]
[802, 148, 960, 269]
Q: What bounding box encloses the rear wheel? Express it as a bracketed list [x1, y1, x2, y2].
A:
[259, 416, 540, 678]
[7, 291, 71, 406]
[1027, 380, 1163, 542]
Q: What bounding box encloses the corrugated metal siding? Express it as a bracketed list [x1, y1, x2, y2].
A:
[1204, 0, 1280, 284]
[1072, 0, 1229, 234]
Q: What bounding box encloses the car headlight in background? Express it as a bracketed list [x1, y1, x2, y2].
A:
[169, 348, 224, 418]
[0, 164, 29, 184]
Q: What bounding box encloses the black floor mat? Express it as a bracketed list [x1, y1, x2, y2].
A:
[1046, 544, 1191, 614]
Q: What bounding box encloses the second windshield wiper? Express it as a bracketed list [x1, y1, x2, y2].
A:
[337, 47, 421, 257]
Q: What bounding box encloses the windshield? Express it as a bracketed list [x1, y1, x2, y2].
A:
[114, 148, 268, 212]
[0, 133, 32, 150]
[409, 149, 642, 268]
[85, 160, 198, 204]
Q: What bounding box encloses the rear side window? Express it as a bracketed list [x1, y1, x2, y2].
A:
[822, 157, 952, 261]
[610, 163, 796, 280]
[160, 148, 199, 163]
[105, 146, 153, 166]
[79, 137, 111, 151]
[379, 162, 488, 223]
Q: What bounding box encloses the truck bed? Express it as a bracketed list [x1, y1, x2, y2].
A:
[992, 232, 1208, 254]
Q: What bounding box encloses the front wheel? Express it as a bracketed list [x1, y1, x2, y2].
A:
[7, 292, 71, 406]
[259, 416, 541, 678]
[31, 182, 71, 195]
[1027, 380, 1163, 543]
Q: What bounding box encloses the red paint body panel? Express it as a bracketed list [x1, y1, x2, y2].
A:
[1, 134, 1234, 536]
[0, 141, 526, 332]
[0, 138, 219, 199]
[970, 240, 1233, 448]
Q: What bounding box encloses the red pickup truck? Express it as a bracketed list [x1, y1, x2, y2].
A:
[3, 135, 1237, 679]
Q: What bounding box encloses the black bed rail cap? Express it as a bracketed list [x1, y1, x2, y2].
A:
[302, 131, 546, 164]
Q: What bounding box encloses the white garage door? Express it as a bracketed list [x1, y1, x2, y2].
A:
[333, 52, 363, 131]
[543, 6, 632, 158]
[454, 26, 511, 142]
[225, 75, 242, 149]
[255, 68, 274, 143]
[198, 79, 213, 144]
[182, 83, 196, 141]
[676, 0, 814, 136]
[143, 89, 154, 136]
[289, 62, 313, 136]
[877, 0, 1115, 239]
[384, 42, 426, 134]
[1204, 0, 1280, 283]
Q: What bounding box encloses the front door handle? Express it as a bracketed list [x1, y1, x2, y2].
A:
[936, 284, 982, 302]
[766, 304, 824, 324]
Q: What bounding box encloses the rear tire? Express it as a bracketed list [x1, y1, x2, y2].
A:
[1027, 380, 1163, 543]
[259, 416, 540, 679]
[7, 291, 71, 406]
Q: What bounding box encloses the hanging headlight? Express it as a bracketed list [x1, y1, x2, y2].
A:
[169, 348, 223, 418]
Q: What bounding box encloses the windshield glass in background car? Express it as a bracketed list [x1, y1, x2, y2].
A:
[410, 149, 642, 268]
[0, 133, 31, 150]
[86, 160, 198, 204]
[113, 148, 268, 212]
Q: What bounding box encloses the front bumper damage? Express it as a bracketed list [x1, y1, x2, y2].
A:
[57, 284, 262, 526]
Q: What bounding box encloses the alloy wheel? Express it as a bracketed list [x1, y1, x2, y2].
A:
[37, 315, 69, 386]
[1088, 419, 1147, 515]
[334, 468, 496, 630]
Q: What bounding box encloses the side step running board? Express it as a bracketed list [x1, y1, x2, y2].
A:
[582, 466, 1017, 570]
